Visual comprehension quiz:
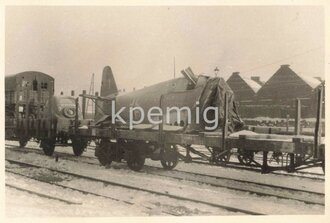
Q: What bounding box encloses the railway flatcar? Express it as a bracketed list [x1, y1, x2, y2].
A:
[74, 66, 324, 173]
[83, 66, 244, 170]
[5, 71, 89, 156]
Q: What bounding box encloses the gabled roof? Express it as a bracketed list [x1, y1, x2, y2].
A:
[295, 73, 322, 89]
[261, 65, 323, 90]
[242, 77, 262, 93]
[227, 72, 262, 93]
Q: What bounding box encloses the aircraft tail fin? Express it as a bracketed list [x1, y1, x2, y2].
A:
[100, 66, 118, 96]
[95, 66, 118, 121]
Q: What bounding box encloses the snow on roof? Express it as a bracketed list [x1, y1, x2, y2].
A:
[296, 73, 322, 89]
[241, 77, 262, 93]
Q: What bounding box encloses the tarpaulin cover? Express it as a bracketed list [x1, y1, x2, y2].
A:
[198, 77, 244, 132]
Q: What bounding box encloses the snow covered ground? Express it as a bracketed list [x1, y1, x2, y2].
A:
[6, 172, 147, 217]
[5, 140, 325, 217]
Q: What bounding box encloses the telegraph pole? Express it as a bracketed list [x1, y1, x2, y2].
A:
[86, 73, 95, 115]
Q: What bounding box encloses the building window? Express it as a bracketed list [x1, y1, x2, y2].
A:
[41, 82, 48, 89]
[33, 79, 38, 91]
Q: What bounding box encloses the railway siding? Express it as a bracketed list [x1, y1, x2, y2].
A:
[5, 147, 324, 215]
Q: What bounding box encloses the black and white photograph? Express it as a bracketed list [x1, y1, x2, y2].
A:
[2, 0, 328, 219]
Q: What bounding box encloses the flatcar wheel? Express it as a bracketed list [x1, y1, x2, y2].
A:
[19, 138, 29, 148]
[237, 150, 254, 165]
[216, 154, 230, 165]
[40, 139, 55, 156]
[213, 149, 231, 166]
[160, 145, 179, 170]
[72, 138, 88, 156]
[127, 151, 145, 171]
[95, 140, 112, 166]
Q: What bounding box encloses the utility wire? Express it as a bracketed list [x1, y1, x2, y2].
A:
[241, 46, 323, 73]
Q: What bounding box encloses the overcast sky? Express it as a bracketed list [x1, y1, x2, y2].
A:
[5, 6, 324, 95]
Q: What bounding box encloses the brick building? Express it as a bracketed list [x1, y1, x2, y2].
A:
[227, 65, 323, 118]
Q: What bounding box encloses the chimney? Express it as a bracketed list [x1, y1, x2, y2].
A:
[232, 72, 240, 75]
[251, 76, 264, 86]
[251, 76, 260, 82]
[280, 64, 290, 68]
[313, 77, 323, 82]
[71, 90, 75, 96]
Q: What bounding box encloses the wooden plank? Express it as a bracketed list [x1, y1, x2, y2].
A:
[95, 128, 112, 138]
[246, 125, 325, 136]
[204, 135, 224, 147]
[226, 137, 314, 154]
[164, 133, 205, 145]
[82, 90, 87, 119]
[228, 133, 315, 142]
[231, 138, 294, 152]
[222, 93, 228, 150]
[248, 126, 283, 134]
[117, 129, 158, 141]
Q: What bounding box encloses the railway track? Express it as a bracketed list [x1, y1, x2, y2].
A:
[6, 170, 133, 204]
[143, 166, 324, 205]
[6, 158, 263, 215]
[6, 183, 82, 205]
[5, 170, 181, 216]
[6, 145, 325, 206]
[192, 159, 324, 179]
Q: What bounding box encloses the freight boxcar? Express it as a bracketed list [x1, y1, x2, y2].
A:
[5, 71, 54, 141]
